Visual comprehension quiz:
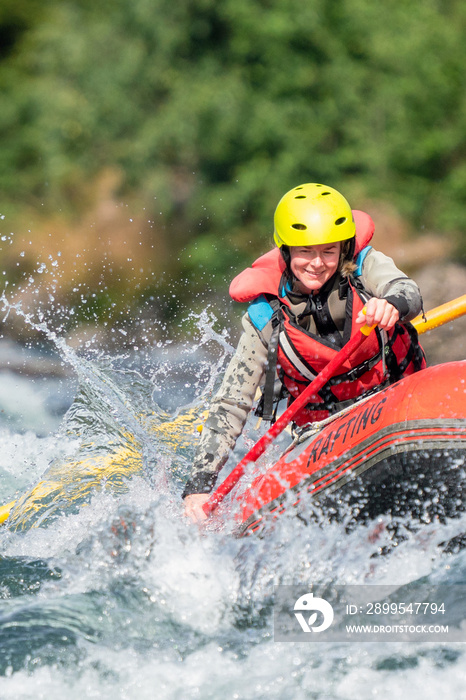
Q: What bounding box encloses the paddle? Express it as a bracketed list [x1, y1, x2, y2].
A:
[0, 501, 14, 526]
[0, 405, 209, 528]
[410, 294, 466, 333]
[202, 294, 466, 516]
[202, 321, 376, 516]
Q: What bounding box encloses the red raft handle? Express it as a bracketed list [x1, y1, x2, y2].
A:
[203, 323, 374, 516]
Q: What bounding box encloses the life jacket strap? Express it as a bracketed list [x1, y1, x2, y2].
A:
[259, 299, 283, 422]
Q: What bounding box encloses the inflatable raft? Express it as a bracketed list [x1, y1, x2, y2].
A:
[233, 361, 466, 537]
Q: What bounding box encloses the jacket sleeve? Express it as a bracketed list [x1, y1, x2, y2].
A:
[182, 314, 268, 497]
[360, 248, 423, 321]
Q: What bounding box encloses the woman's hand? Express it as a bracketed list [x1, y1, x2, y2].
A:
[356, 298, 400, 331]
[183, 493, 210, 523]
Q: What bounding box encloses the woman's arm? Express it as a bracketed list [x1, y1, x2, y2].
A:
[359, 248, 423, 321]
[182, 316, 268, 503]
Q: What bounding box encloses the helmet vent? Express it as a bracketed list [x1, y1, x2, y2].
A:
[335, 217, 347, 225]
[291, 223, 307, 230]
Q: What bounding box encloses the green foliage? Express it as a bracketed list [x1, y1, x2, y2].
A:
[1, 0, 466, 293]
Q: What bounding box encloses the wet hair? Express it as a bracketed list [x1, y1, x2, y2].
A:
[280, 245, 291, 268]
[340, 238, 357, 277]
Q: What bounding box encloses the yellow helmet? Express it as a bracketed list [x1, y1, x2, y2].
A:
[273, 183, 355, 247]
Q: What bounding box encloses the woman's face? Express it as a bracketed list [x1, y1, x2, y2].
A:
[289, 242, 341, 294]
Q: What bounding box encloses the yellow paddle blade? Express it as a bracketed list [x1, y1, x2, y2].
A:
[6, 432, 144, 530]
[147, 408, 209, 446]
[412, 294, 466, 334]
[0, 500, 15, 525]
[0, 405, 208, 529]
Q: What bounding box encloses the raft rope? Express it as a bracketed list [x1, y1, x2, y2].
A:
[288, 390, 378, 449]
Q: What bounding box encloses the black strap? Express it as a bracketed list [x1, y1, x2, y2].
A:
[261, 300, 282, 421]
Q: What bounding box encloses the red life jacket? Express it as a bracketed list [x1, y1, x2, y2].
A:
[229, 211, 426, 425]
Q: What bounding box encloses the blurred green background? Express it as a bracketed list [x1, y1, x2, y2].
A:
[1, 0, 466, 342]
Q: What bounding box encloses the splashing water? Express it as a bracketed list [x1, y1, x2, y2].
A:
[0, 278, 464, 698]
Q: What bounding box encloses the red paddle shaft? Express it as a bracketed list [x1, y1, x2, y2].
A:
[203, 324, 374, 516]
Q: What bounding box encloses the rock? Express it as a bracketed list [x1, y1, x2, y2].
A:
[414, 262, 466, 365]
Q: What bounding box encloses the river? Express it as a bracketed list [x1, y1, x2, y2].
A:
[0, 304, 464, 699]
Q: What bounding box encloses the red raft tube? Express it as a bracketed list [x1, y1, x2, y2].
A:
[232, 361, 466, 537]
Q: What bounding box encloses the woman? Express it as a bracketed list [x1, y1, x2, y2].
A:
[183, 183, 426, 522]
